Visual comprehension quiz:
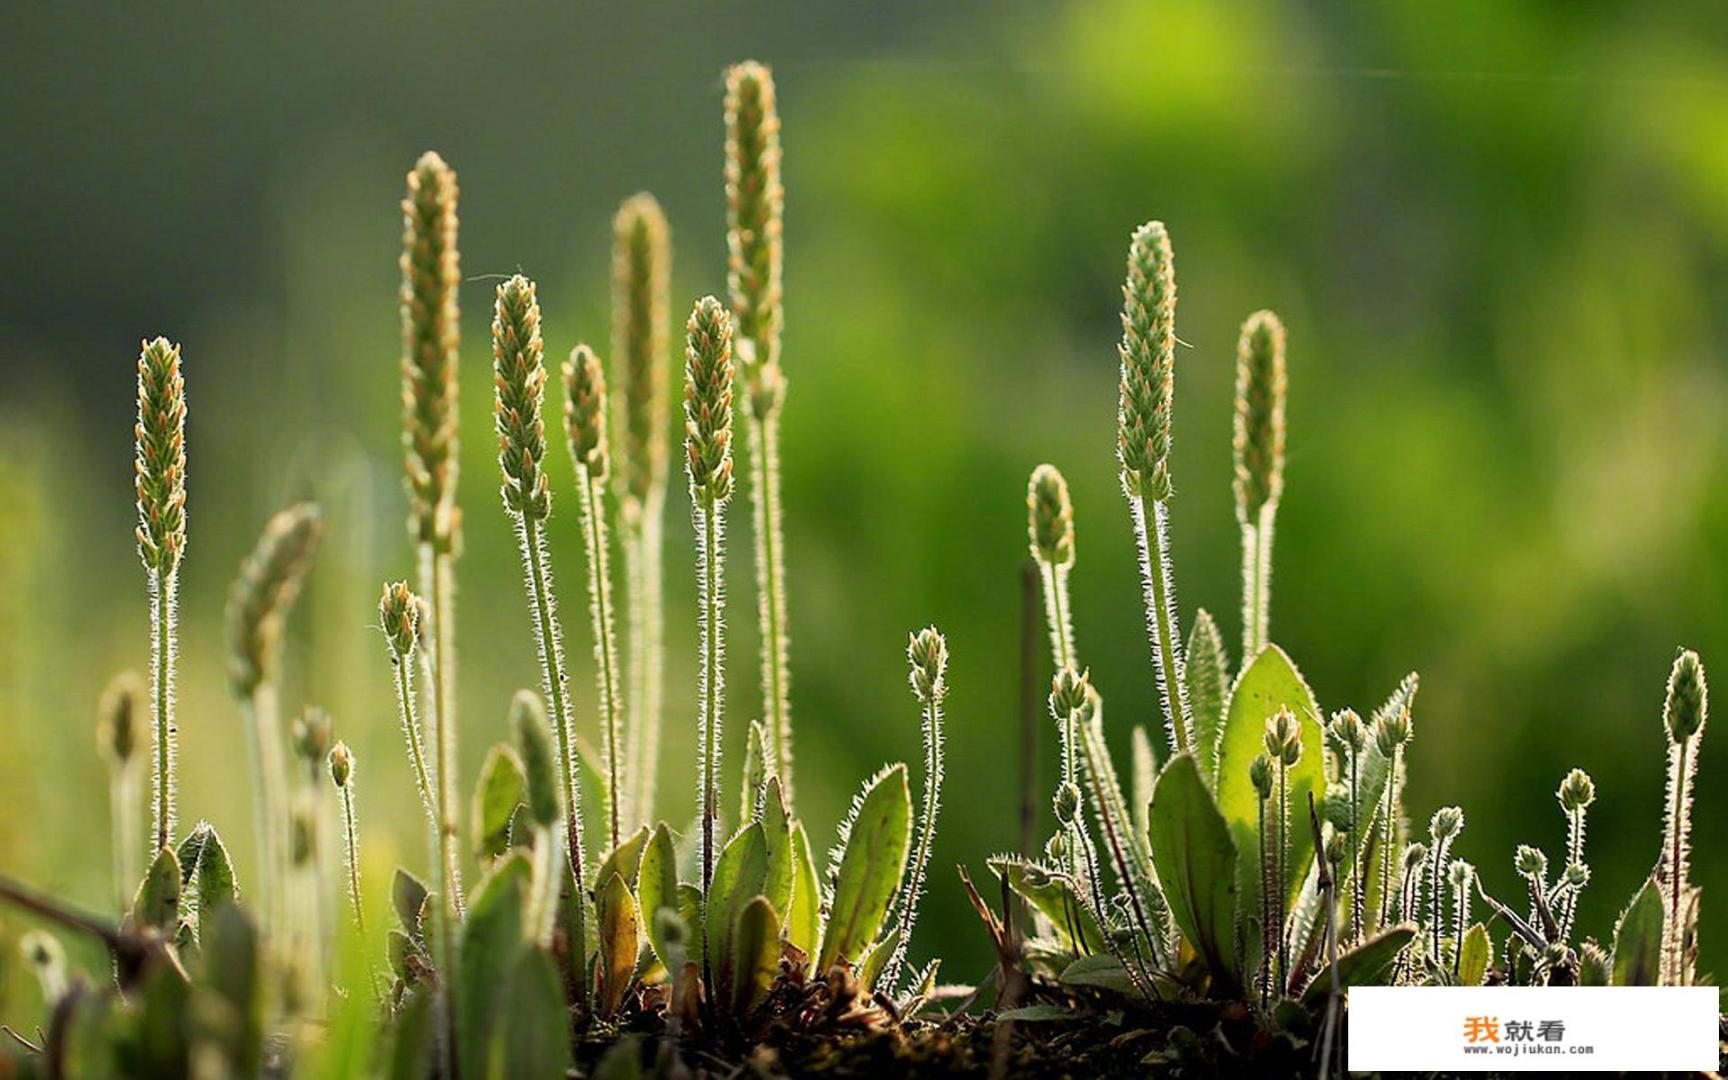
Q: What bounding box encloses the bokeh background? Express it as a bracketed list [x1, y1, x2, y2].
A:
[4, 1, 1727, 1012]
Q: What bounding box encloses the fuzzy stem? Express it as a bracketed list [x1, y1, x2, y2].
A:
[148, 569, 177, 853]
[394, 656, 438, 834]
[417, 544, 464, 919]
[577, 467, 625, 848]
[1257, 796, 1272, 1010]
[1240, 512, 1274, 667]
[1347, 745, 1362, 943]
[746, 409, 793, 804]
[517, 515, 587, 1005]
[1378, 746, 1399, 929]
[1040, 563, 1076, 672]
[621, 491, 667, 824]
[109, 769, 139, 913]
[1664, 738, 1693, 985]
[880, 688, 943, 992]
[695, 499, 727, 991]
[340, 782, 363, 933]
[239, 687, 288, 940]
[1452, 870, 1468, 978]
[1129, 494, 1191, 756]
[1275, 761, 1289, 988]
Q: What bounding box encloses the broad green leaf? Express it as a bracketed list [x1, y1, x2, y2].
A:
[198, 903, 262, 1076]
[1059, 953, 1139, 995]
[760, 777, 795, 921]
[987, 854, 1107, 954]
[706, 823, 769, 994]
[488, 948, 572, 1079]
[386, 989, 435, 1080]
[1300, 923, 1417, 1007]
[636, 824, 681, 972]
[1457, 923, 1491, 986]
[573, 732, 610, 870]
[472, 744, 526, 863]
[176, 822, 237, 936]
[133, 951, 192, 1075]
[731, 896, 780, 1014]
[1579, 942, 1611, 986]
[858, 927, 900, 992]
[1130, 724, 1157, 841]
[592, 1035, 647, 1080]
[458, 853, 531, 1078]
[1184, 609, 1228, 785]
[597, 825, 651, 895]
[392, 868, 429, 941]
[818, 765, 912, 972]
[133, 846, 182, 931]
[1611, 877, 1663, 986]
[786, 822, 822, 960]
[1215, 644, 1325, 978]
[1148, 754, 1239, 992]
[595, 872, 639, 1017]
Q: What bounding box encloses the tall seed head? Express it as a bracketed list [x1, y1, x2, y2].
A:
[1116, 221, 1178, 501]
[134, 337, 188, 574]
[724, 60, 785, 410]
[562, 344, 610, 482]
[611, 193, 672, 508]
[1558, 768, 1595, 813]
[1233, 310, 1287, 524]
[682, 296, 736, 505]
[98, 671, 146, 769]
[907, 626, 948, 704]
[328, 742, 354, 789]
[493, 275, 552, 521]
[1027, 464, 1075, 568]
[399, 151, 462, 552]
[379, 581, 420, 661]
[1664, 649, 1708, 744]
[226, 503, 324, 697]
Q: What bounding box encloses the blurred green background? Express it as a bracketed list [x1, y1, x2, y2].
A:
[4, 1, 1728, 1012]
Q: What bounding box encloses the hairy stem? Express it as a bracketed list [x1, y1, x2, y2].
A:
[110, 771, 139, 913]
[695, 500, 727, 990]
[621, 491, 667, 824]
[1129, 494, 1191, 755]
[148, 569, 177, 854]
[1664, 738, 1693, 985]
[417, 544, 463, 918]
[394, 657, 438, 835]
[517, 516, 587, 1004]
[746, 409, 793, 803]
[340, 784, 363, 933]
[1378, 746, 1399, 929]
[1240, 512, 1274, 667]
[577, 467, 625, 849]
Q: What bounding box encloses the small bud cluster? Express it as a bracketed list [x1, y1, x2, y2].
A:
[682, 297, 737, 505]
[906, 627, 948, 704]
[493, 275, 553, 521]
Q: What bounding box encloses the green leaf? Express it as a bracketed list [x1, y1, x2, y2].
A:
[592, 1035, 646, 1080]
[472, 744, 527, 864]
[1215, 644, 1325, 977]
[706, 823, 768, 996]
[386, 988, 435, 1080]
[1148, 754, 1239, 991]
[458, 853, 531, 1078]
[1579, 941, 1611, 986]
[1184, 609, 1229, 785]
[392, 867, 429, 941]
[197, 903, 262, 1076]
[175, 822, 237, 937]
[597, 825, 651, 896]
[858, 927, 900, 992]
[786, 821, 822, 960]
[1611, 876, 1664, 986]
[488, 948, 572, 1079]
[1457, 923, 1491, 986]
[739, 719, 768, 825]
[595, 872, 640, 1017]
[1060, 953, 1139, 995]
[511, 690, 560, 829]
[760, 776, 795, 921]
[987, 854, 1107, 954]
[133, 846, 182, 931]
[730, 896, 781, 1014]
[818, 765, 913, 972]
[636, 824, 681, 972]
[1300, 923, 1417, 1007]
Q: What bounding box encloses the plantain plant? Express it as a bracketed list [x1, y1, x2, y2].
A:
[1, 55, 1719, 1080]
